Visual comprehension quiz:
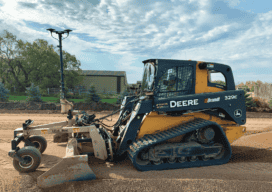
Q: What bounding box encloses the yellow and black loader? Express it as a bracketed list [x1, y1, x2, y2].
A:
[8, 59, 246, 188]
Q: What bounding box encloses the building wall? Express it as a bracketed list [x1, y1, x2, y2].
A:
[80, 75, 127, 94]
[120, 76, 127, 93]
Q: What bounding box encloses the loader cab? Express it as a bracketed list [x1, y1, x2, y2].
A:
[141, 59, 236, 98]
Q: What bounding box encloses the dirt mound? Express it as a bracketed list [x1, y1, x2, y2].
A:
[247, 107, 272, 113]
[252, 97, 271, 109]
[247, 96, 272, 113]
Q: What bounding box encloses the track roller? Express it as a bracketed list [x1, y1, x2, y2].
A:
[177, 156, 186, 163]
[167, 157, 176, 164]
[189, 156, 198, 162]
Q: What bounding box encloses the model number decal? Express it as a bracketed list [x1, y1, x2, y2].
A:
[225, 95, 237, 100]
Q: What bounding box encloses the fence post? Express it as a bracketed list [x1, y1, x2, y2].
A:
[48, 88, 49, 95]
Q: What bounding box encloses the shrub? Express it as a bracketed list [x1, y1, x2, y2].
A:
[0, 82, 10, 102]
[66, 92, 74, 99]
[103, 91, 116, 99]
[72, 92, 84, 99]
[244, 90, 257, 108]
[11, 92, 27, 96]
[40, 88, 50, 97]
[116, 90, 130, 104]
[104, 94, 112, 99]
[52, 92, 61, 99]
[84, 86, 101, 103]
[50, 87, 71, 100]
[26, 83, 43, 102]
[253, 97, 270, 109]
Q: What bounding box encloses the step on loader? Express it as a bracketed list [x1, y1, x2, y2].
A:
[8, 59, 247, 188]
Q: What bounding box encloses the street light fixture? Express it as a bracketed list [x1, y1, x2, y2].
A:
[46, 28, 72, 100]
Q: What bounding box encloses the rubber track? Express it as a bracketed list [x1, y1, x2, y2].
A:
[128, 118, 232, 171]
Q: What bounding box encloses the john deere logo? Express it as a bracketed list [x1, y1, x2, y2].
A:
[234, 109, 242, 118]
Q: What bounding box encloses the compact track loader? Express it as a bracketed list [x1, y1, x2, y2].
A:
[8, 59, 247, 188]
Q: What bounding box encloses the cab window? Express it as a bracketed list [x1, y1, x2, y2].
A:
[158, 67, 177, 92]
[177, 66, 193, 93]
[208, 71, 226, 89]
[157, 66, 193, 97]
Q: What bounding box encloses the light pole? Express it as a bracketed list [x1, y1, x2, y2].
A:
[46, 28, 72, 100]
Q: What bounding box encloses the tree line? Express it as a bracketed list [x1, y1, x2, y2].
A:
[0, 30, 84, 94]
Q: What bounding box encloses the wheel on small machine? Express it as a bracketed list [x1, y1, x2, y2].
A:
[13, 146, 42, 173]
[24, 136, 47, 154]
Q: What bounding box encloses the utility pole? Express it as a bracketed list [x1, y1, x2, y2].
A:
[46, 28, 72, 100]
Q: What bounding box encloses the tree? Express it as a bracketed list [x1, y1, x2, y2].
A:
[16, 39, 59, 89]
[0, 30, 84, 94]
[244, 90, 257, 108]
[18, 39, 84, 92]
[0, 30, 26, 92]
[211, 80, 226, 86]
[84, 86, 101, 103]
[61, 50, 84, 89]
[26, 83, 42, 102]
[0, 82, 10, 102]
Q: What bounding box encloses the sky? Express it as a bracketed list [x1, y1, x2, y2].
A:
[0, 0, 271, 85]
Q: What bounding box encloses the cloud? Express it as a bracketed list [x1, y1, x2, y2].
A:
[0, 0, 258, 56]
[0, 0, 271, 84]
[171, 9, 272, 67]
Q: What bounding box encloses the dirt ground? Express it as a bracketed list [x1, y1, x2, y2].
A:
[0, 110, 272, 192]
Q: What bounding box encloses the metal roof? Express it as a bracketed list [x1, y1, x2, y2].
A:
[80, 70, 126, 76]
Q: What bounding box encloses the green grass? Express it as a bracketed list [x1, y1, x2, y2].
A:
[8, 95, 28, 102]
[8, 95, 118, 104]
[70, 98, 118, 104]
[101, 98, 118, 104]
[9, 95, 59, 103]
